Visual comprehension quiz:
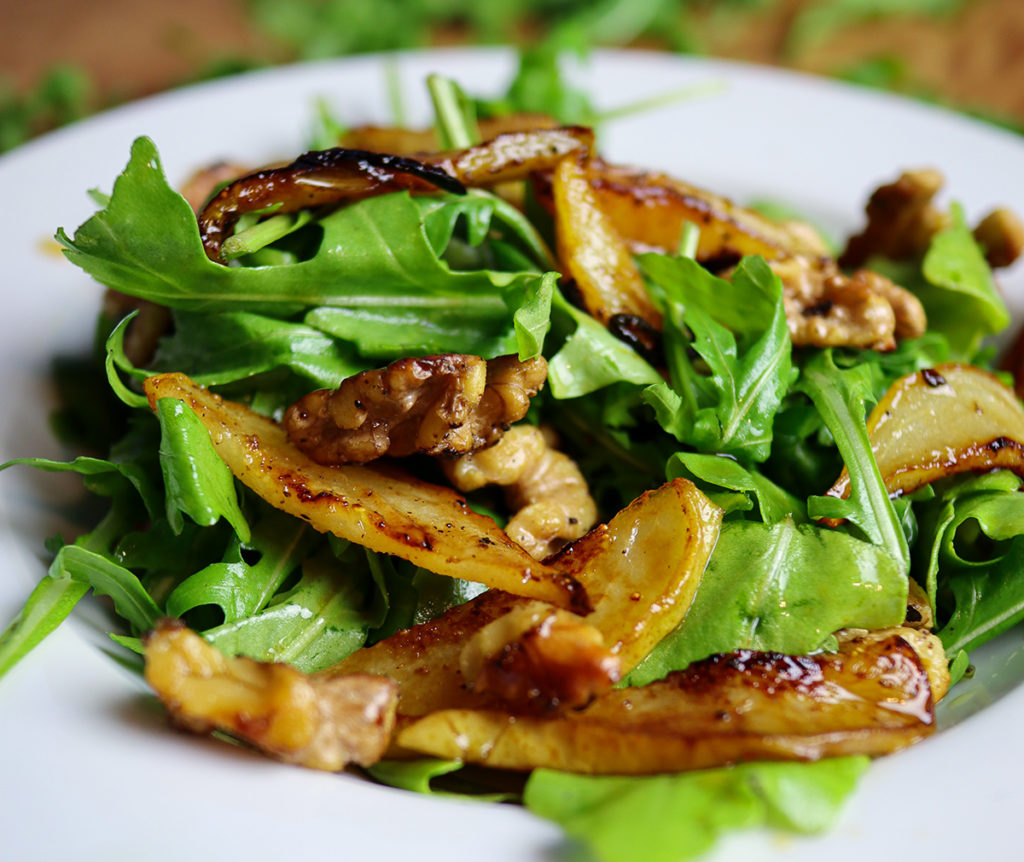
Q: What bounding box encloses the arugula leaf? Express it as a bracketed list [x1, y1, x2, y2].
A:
[416, 191, 554, 272]
[365, 759, 466, 794]
[0, 476, 154, 678]
[938, 539, 1024, 655]
[869, 205, 1008, 360]
[474, 40, 596, 125]
[165, 506, 318, 625]
[366, 756, 516, 802]
[667, 452, 804, 524]
[909, 472, 1024, 654]
[627, 518, 907, 685]
[0, 453, 160, 519]
[643, 255, 794, 463]
[546, 291, 662, 398]
[797, 350, 909, 571]
[50, 544, 163, 633]
[364, 549, 420, 642]
[544, 385, 676, 512]
[115, 516, 233, 608]
[524, 757, 869, 862]
[306, 305, 517, 362]
[0, 573, 88, 680]
[637, 253, 777, 340]
[762, 396, 843, 500]
[155, 310, 365, 388]
[58, 139, 557, 344]
[918, 202, 1010, 357]
[154, 397, 249, 541]
[203, 543, 372, 672]
[0, 64, 94, 154]
[428, 74, 480, 150]
[407, 568, 488, 627]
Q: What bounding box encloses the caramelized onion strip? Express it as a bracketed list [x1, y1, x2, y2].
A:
[198, 148, 466, 260]
[198, 126, 594, 261]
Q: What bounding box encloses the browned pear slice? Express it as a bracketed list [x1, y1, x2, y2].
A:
[397, 628, 942, 774]
[547, 477, 722, 672]
[333, 478, 721, 716]
[584, 161, 827, 262]
[827, 363, 1024, 501]
[144, 372, 586, 611]
[553, 155, 663, 328]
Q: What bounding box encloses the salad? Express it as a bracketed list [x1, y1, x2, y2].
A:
[3, 50, 1024, 862]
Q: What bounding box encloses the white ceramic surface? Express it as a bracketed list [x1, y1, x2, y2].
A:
[1, 47, 1023, 862]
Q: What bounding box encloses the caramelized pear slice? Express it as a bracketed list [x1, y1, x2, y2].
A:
[583, 161, 828, 263]
[144, 620, 396, 770]
[547, 477, 722, 671]
[144, 373, 586, 612]
[827, 363, 1024, 500]
[340, 114, 560, 155]
[552, 155, 662, 328]
[397, 628, 942, 774]
[333, 478, 721, 716]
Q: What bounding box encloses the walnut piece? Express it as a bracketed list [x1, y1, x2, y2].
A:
[444, 424, 599, 559]
[284, 354, 548, 465]
[770, 255, 926, 351]
[144, 619, 397, 771]
[974, 207, 1024, 269]
[841, 168, 1023, 270]
[840, 168, 949, 268]
[459, 599, 620, 713]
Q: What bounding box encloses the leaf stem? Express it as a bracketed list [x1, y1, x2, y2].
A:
[428, 74, 480, 150]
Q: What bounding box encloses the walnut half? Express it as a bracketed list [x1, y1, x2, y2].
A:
[770, 256, 926, 352]
[443, 424, 599, 560]
[841, 168, 1023, 270]
[284, 354, 548, 465]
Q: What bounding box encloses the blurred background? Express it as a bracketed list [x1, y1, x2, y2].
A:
[4, 0, 1023, 152]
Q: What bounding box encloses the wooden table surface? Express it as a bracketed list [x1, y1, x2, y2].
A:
[4, 0, 1024, 128]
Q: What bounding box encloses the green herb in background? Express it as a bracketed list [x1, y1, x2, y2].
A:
[785, 0, 969, 57]
[0, 65, 94, 152]
[3, 0, 1019, 154]
[837, 54, 1024, 136]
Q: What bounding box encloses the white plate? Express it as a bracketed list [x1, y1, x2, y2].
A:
[2, 47, 1023, 862]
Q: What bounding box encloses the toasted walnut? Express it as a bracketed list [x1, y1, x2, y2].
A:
[769, 256, 926, 351]
[841, 169, 1023, 270]
[144, 620, 397, 771]
[840, 169, 950, 268]
[284, 354, 548, 465]
[974, 207, 1024, 268]
[459, 600, 620, 713]
[444, 424, 598, 559]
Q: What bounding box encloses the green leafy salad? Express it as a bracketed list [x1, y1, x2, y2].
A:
[3, 51, 1024, 862]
